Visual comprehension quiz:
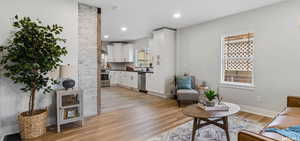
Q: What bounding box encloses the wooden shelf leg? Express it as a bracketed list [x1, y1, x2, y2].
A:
[81, 119, 85, 127]
[57, 124, 61, 133]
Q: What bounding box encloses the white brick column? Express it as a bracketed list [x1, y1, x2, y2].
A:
[78, 4, 98, 117]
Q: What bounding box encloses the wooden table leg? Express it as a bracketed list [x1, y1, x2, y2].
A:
[197, 119, 201, 135]
[223, 117, 230, 141]
[190, 117, 230, 141]
[191, 118, 198, 141]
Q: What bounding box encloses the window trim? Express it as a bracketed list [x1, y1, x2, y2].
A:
[218, 82, 255, 91]
[220, 32, 255, 88]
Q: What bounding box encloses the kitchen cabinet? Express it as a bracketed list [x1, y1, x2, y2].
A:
[146, 28, 176, 96]
[109, 71, 119, 85]
[119, 71, 127, 86]
[112, 43, 122, 62]
[146, 73, 156, 93]
[109, 71, 138, 89]
[127, 72, 138, 89]
[122, 44, 134, 62]
[107, 45, 113, 62]
[107, 43, 134, 63]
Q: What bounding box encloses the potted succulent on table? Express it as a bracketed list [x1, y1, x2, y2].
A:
[0, 15, 67, 139]
[204, 90, 219, 107]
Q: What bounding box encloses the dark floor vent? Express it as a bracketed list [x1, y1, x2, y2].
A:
[3, 133, 21, 141]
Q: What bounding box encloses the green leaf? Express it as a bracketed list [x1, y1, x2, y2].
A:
[204, 90, 218, 101]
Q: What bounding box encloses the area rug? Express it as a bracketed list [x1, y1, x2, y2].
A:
[147, 116, 267, 141]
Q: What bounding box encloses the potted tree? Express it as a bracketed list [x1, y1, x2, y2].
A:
[0, 16, 67, 139]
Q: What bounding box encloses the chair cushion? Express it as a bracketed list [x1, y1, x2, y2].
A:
[177, 89, 199, 94]
[177, 89, 200, 100]
[176, 76, 192, 89]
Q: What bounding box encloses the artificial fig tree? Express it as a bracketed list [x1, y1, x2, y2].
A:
[0, 15, 67, 116]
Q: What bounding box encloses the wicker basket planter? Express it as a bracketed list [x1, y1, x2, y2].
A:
[18, 109, 48, 139]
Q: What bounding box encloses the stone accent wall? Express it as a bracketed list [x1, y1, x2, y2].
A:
[78, 4, 98, 117]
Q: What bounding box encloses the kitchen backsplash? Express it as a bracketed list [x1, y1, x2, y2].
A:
[108, 62, 135, 70]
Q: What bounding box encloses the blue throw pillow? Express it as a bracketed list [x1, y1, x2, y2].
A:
[177, 76, 192, 89]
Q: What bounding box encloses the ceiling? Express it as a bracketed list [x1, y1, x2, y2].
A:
[79, 0, 287, 41]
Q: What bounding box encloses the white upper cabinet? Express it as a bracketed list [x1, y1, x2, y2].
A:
[122, 44, 134, 62]
[113, 43, 122, 62]
[107, 45, 113, 62]
[107, 43, 134, 63]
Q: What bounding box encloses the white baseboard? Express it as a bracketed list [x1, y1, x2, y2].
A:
[239, 104, 278, 118]
[117, 85, 139, 92]
[113, 85, 169, 99]
[147, 91, 169, 99]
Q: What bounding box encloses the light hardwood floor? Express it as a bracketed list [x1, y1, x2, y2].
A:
[30, 87, 272, 141]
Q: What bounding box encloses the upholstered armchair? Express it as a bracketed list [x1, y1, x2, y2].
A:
[174, 76, 200, 107]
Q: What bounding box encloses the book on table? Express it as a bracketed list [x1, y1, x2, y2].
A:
[197, 103, 229, 111]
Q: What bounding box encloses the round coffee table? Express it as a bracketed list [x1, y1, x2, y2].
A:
[182, 102, 240, 141]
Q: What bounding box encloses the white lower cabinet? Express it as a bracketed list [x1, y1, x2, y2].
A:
[121, 71, 129, 86]
[109, 71, 119, 85]
[119, 71, 124, 85]
[128, 72, 138, 89]
[110, 71, 138, 89]
[146, 73, 157, 93]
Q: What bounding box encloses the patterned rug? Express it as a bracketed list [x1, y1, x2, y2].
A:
[148, 116, 266, 141]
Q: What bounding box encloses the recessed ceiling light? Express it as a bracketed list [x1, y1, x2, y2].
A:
[104, 35, 109, 39]
[173, 13, 181, 19]
[121, 27, 127, 31]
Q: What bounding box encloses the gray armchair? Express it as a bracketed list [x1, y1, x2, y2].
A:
[174, 76, 200, 107]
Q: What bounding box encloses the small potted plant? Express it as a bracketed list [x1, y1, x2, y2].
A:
[0, 15, 67, 139]
[204, 90, 218, 107]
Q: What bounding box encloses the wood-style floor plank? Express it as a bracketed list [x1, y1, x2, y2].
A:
[28, 87, 272, 141]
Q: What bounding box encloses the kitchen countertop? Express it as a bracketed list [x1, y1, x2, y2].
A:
[109, 69, 154, 73]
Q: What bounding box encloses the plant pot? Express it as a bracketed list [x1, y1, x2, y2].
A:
[206, 101, 216, 107]
[18, 109, 48, 139]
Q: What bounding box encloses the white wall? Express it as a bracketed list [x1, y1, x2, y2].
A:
[0, 0, 79, 138]
[177, 0, 300, 117]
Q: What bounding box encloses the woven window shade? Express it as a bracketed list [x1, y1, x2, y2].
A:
[224, 33, 254, 71]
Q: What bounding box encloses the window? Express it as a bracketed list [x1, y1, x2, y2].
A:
[221, 33, 254, 86]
